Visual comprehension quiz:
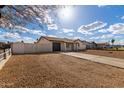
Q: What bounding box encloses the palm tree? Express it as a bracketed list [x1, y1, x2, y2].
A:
[111, 39, 115, 46]
[21, 40, 24, 43]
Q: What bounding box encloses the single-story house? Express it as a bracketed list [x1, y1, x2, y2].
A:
[0, 42, 5, 48]
[11, 36, 86, 54]
[36, 36, 86, 52]
[109, 45, 124, 48]
[0, 42, 10, 49]
[96, 42, 110, 49]
[74, 39, 86, 51]
[81, 41, 97, 49]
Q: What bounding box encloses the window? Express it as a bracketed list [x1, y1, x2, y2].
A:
[66, 43, 70, 48]
[77, 43, 80, 47]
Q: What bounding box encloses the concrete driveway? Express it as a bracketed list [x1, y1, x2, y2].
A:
[62, 52, 124, 69]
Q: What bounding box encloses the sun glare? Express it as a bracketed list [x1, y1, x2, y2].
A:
[58, 6, 74, 22]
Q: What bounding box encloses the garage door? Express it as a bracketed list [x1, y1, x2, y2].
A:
[53, 42, 61, 51]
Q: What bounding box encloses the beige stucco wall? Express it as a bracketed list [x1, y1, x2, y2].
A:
[61, 42, 66, 52]
[11, 43, 25, 54]
[24, 43, 36, 53]
[12, 38, 53, 54]
[37, 38, 52, 52]
[65, 43, 74, 51]
[75, 40, 86, 50]
[73, 43, 78, 51]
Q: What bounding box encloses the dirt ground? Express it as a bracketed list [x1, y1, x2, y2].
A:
[83, 50, 124, 59]
[1, 53, 124, 88]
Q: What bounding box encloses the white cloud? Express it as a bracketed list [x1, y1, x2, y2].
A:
[62, 28, 74, 33]
[73, 36, 84, 40]
[36, 17, 42, 24]
[15, 26, 29, 33]
[20, 37, 35, 43]
[78, 21, 107, 35]
[90, 34, 114, 40]
[0, 32, 35, 43]
[15, 36, 35, 43]
[101, 34, 114, 39]
[67, 33, 73, 36]
[47, 35, 57, 37]
[97, 5, 107, 8]
[115, 15, 119, 18]
[121, 16, 124, 20]
[98, 29, 108, 33]
[43, 12, 54, 24]
[90, 36, 101, 40]
[79, 31, 93, 35]
[107, 23, 124, 34]
[31, 9, 57, 31]
[47, 24, 58, 30]
[30, 30, 46, 36]
[1, 32, 21, 39]
[15, 26, 46, 36]
[41, 10, 58, 31]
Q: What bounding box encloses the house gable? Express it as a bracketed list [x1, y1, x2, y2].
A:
[37, 37, 52, 44]
[75, 39, 86, 50]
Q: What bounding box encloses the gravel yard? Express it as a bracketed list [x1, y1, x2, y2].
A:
[1, 53, 124, 88]
[83, 50, 124, 59]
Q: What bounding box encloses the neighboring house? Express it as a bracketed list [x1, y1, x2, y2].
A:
[74, 39, 86, 51]
[0, 42, 12, 49]
[37, 36, 86, 52]
[96, 42, 109, 49]
[91, 42, 97, 49]
[82, 41, 97, 49]
[0, 42, 6, 49]
[0, 42, 4, 48]
[110, 45, 124, 48]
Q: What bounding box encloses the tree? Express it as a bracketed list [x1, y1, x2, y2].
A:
[0, 6, 5, 8]
[0, 5, 65, 30]
[7, 41, 10, 44]
[111, 39, 115, 45]
[21, 40, 24, 43]
[0, 5, 5, 18]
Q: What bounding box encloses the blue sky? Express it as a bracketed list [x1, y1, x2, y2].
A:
[0, 5, 124, 45]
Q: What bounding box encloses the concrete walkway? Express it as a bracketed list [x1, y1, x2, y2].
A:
[62, 52, 124, 69]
